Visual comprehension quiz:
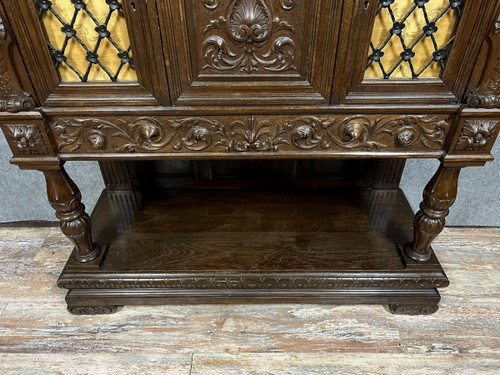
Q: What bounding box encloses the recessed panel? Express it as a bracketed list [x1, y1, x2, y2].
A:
[189, 0, 310, 79]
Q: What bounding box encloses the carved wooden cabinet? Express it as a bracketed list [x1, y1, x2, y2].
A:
[1, 0, 499, 315]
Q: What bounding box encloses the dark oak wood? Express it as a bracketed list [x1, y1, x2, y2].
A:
[1, 0, 499, 315]
[58, 188, 448, 313]
[405, 163, 461, 262]
[43, 165, 101, 264]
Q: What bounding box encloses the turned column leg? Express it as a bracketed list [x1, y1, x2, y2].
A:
[404, 163, 462, 263]
[43, 165, 100, 263]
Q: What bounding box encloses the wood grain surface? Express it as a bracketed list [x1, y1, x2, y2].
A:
[0, 226, 498, 374]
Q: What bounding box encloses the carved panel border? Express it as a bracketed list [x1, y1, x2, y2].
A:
[49, 114, 451, 154]
[58, 275, 450, 290]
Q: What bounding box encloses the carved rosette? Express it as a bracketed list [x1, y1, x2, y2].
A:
[4, 124, 49, 155]
[455, 120, 500, 151]
[0, 16, 35, 112]
[50, 115, 451, 154]
[202, 0, 297, 73]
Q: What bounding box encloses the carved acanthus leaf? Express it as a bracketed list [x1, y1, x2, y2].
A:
[5, 124, 49, 155]
[50, 115, 450, 154]
[455, 120, 500, 151]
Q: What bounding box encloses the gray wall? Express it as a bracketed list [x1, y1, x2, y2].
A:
[1, 133, 499, 226]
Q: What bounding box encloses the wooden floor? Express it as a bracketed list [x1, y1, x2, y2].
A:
[0, 226, 498, 374]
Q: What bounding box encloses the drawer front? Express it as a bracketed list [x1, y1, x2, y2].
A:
[48, 114, 451, 156]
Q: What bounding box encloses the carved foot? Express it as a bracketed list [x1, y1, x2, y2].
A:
[388, 304, 439, 315]
[67, 305, 122, 315]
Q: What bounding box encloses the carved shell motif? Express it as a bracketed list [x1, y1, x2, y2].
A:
[228, 0, 272, 44]
[203, 0, 297, 73]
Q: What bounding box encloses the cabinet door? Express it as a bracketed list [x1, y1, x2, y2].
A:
[2, 0, 169, 106]
[158, 0, 341, 105]
[333, 0, 496, 106]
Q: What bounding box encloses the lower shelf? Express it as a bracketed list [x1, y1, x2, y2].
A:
[58, 188, 449, 315]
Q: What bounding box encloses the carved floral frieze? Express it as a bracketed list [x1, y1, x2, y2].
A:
[455, 120, 500, 151]
[202, 0, 298, 73]
[4, 124, 49, 155]
[50, 115, 450, 154]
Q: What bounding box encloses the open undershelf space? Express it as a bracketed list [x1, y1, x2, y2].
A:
[58, 187, 448, 312]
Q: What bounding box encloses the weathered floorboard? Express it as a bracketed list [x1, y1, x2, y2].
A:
[0, 227, 499, 374]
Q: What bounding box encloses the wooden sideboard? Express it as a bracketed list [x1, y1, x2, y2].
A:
[1, 0, 499, 315]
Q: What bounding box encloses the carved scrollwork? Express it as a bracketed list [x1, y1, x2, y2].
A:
[68, 306, 120, 315]
[0, 16, 35, 112]
[50, 115, 450, 154]
[455, 120, 500, 151]
[468, 58, 500, 108]
[289, 115, 450, 151]
[52, 117, 218, 153]
[202, 0, 297, 73]
[388, 304, 438, 315]
[4, 124, 49, 155]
